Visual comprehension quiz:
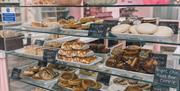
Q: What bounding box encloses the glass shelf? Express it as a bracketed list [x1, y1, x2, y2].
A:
[6, 26, 180, 46]
[6, 51, 155, 83]
[2, 4, 180, 7]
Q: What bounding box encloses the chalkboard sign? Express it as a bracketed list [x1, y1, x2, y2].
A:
[154, 67, 180, 88]
[37, 61, 48, 67]
[11, 68, 21, 80]
[96, 72, 111, 86]
[103, 20, 119, 30]
[88, 24, 108, 37]
[150, 53, 167, 67]
[159, 21, 179, 34]
[43, 48, 59, 63]
[34, 39, 45, 46]
[153, 85, 169, 91]
[87, 88, 101, 91]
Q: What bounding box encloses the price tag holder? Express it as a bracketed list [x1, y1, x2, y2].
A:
[11, 68, 21, 80]
[43, 48, 59, 63]
[153, 67, 180, 90]
[96, 72, 111, 86]
[87, 88, 101, 91]
[88, 24, 108, 37]
[159, 21, 179, 34]
[149, 53, 167, 67]
[34, 39, 45, 46]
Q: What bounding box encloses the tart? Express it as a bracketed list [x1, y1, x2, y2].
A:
[124, 86, 143, 91]
[82, 79, 96, 89]
[60, 72, 76, 82]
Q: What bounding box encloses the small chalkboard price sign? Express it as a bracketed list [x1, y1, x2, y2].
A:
[88, 24, 108, 37]
[11, 68, 22, 80]
[34, 39, 45, 46]
[150, 53, 167, 67]
[87, 88, 101, 91]
[96, 72, 111, 86]
[43, 48, 59, 63]
[153, 67, 180, 91]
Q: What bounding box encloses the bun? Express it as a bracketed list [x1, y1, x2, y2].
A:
[136, 23, 157, 34]
[111, 24, 131, 33]
[153, 26, 173, 36]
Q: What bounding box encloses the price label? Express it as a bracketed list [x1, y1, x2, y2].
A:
[153, 67, 180, 89]
[159, 21, 179, 34]
[149, 53, 167, 67]
[96, 72, 111, 86]
[87, 88, 101, 91]
[34, 40, 45, 46]
[11, 68, 21, 80]
[1, 7, 16, 22]
[43, 48, 59, 63]
[153, 85, 169, 91]
[88, 24, 108, 37]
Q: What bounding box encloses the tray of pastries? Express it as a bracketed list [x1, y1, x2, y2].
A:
[32, 0, 57, 6]
[105, 45, 163, 81]
[56, 40, 103, 66]
[108, 77, 152, 91]
[22, 65, 59, 83]
[59, 16, 103, 31]
[54, 71, 102, 91]
[23, 21, 59, 32]
[15, 45, 44, 58]
[44, 36, 80, 49]
[111, 23, 174, 38]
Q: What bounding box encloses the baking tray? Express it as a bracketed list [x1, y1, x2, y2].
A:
[104, 57, 154, 82]
[56, 56, 103, 66]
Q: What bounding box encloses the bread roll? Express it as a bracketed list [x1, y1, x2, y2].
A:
[136, 23, 157, 35]
[153, 26, 173, 36]
[111, 24, 130, 33]
[129, 25, 139, 34]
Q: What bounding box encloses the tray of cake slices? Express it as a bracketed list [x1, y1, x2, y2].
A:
[56, 39, 103, 66]
[104, 44, 166, 82]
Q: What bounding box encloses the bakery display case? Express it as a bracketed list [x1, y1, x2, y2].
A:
[1, 1, 180, 91]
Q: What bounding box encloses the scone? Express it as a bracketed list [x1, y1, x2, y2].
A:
[153, 26, 173, 36]
[111, 24, 131, 33]
[136, 23, 157, 35]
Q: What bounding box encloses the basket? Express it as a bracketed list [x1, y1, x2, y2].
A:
[85, 0, 117, 5]
[55, 0, 82, 5]
[0, 36, 23, 51]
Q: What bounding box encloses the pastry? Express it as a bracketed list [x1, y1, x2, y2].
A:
[128, 80, 138, 85]
[143, 58, 158, 74]
[153, 26, 173, 36]
[72, 42, 89, 50]
[136, 23, 157, 35]
[124, 86, 143, 91]
[82, 79, 96, 89]
[68, 79, 81, 86]
[58, 80, 71, 88]
[73, 87, 85, 91]
[138, 83, 151, 90]
[60, 72, 76, 82]
[40, 68, 57, 80]
[106, 57, 117, 67]
[113, 78, 128, 85]
[111, 24, 131, 33]
[23, 70, 35, 77]
[94, 82, 102, 89]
